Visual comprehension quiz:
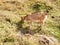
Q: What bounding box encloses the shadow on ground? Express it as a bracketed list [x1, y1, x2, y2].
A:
[16, 20, 42, 35]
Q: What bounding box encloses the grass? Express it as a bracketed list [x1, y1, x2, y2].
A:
[0, 0, 60, 45]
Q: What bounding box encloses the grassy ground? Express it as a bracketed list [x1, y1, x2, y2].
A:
[0, 0, 60, 45]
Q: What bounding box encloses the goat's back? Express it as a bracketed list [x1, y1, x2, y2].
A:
[21, 11, 47, 22]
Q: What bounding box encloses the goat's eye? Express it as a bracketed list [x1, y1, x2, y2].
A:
[52, 16, 54, 18]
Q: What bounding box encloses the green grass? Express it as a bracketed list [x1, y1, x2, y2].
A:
[0, 0, 60, 45]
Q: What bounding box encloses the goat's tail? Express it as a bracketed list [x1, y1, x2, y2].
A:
[21, 17, 24, 23]
[21, 17, 24, 20]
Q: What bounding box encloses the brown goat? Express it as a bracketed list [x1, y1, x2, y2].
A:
[21, 11, 47, 30]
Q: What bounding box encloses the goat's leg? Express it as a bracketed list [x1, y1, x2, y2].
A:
[29, 20, 34, 26]
[40, 20, 44, 30]
[40, 22, 43, 30]
[40, 21, 46, 34]
[31, 22, 34, 26]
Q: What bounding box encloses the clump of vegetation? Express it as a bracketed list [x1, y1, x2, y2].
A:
[32, 1, 53, 12]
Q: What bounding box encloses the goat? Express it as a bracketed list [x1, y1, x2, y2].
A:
[21, 11, 48, 30]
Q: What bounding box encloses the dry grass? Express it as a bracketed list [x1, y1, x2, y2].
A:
[0, 0, 60, 45]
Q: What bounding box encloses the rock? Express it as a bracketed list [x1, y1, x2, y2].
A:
[38, 35, 58, 45]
